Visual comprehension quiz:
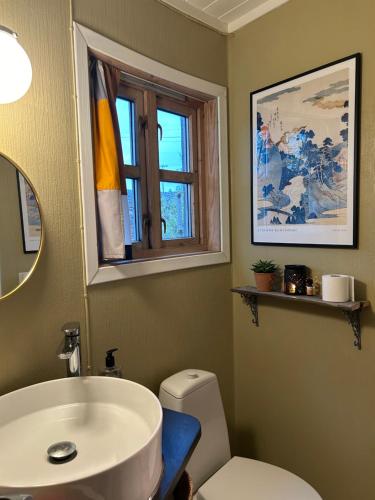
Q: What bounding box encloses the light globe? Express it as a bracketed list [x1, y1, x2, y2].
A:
[0, 27, 32, 104]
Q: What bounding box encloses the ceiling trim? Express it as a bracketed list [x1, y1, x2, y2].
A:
[159, 0, 228, 33]
[227, 0, 289, 32]
[158, 0, 289, 34]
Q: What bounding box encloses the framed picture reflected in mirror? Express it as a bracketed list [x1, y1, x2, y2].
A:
[17, 171, 42, 253]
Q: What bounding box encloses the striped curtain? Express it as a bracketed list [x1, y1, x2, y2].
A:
[91, 58, 131, 260]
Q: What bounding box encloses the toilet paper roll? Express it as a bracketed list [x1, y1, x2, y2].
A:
[322, 274, 355, 303]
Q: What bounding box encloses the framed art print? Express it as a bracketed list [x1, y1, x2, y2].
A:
[17, 172, 41, 253]
[251, 53, 360, 248]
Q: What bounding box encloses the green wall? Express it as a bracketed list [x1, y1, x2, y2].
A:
[229, 1, 375, 499]
[73, 0, 233, 416]
[1, 0, 375, 498]
[0, 0, 83, 392]
[0, 0, 233, 429]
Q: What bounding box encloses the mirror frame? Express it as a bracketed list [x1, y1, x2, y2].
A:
[0, 152, 44, 301]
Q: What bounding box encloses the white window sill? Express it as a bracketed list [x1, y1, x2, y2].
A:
[88, 250, 230, 284]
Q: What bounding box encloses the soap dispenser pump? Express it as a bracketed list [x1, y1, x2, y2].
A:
[101, 348, 122, 378]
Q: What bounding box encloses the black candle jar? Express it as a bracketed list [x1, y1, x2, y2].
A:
[284, 265, 307, 295]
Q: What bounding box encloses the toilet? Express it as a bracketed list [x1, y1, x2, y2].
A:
[159, 369, 322, 500]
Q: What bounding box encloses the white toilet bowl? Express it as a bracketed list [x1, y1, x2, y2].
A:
[195, 456, 321, 499]
[159, 370, 322, 500]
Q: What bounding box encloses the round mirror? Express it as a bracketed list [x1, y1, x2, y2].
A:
[0, 153, 42, 299]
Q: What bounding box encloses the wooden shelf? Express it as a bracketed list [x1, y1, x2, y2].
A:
[231, 286, 370, 350]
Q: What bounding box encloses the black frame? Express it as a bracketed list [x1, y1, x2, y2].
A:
[17, 171, 39, 254]
[250, 53, 361, 249]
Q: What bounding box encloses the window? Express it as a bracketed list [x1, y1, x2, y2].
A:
[74, 23, 229, 283]
[115, 75, 212, 260]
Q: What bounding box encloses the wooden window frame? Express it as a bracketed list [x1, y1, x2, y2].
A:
[117, 79, 209, 260]
[157, 96, 203, 251]
[116, 86, 148, 249]
[74, 23, 230, 284]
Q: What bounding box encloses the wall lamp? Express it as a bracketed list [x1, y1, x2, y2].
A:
[0, 25, 32, 104]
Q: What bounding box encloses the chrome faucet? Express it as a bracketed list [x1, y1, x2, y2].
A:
[58, 322, 81, 377]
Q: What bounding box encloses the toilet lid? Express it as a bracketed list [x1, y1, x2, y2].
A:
[196, 456, 322, 500]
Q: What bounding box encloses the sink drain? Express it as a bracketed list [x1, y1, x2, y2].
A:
[47, 441, 77, 463]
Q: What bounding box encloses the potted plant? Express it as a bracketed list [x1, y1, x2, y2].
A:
[251, 259, 277, 292]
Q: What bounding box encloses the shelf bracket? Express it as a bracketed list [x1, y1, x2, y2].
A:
[342, 309, 361, 350]
[240, 293, 259, 327]
[232, 287, 369, 350]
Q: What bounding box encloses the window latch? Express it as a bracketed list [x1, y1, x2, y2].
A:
[157, 123, 163, 141]
[143, 214, 150, 231]
[139, 116, 148, 131]
[161, 217, 167, 234]
[143, 214, 152, 247]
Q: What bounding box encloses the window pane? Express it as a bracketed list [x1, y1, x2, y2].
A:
[126, 178, 141, 242]
[157, 109, 189, 172]
[160, 182, 192, 240]
[116, 98, 136, 166]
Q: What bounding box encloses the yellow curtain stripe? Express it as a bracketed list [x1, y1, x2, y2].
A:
[95, 98, 121, 191]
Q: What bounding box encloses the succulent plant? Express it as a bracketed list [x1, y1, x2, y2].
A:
[251, 259, 278, 274]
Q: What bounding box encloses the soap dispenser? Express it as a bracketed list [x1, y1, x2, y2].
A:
[101, 348, 122, 378]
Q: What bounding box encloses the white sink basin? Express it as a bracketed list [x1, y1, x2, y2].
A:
[0, 376, 163, 500]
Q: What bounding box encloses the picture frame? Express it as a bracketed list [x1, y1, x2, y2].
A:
[17, 172, 41, 253]
[250, 53, 361, 248]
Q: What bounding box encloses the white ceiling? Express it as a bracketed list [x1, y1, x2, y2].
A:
[158, 0, 289, 33]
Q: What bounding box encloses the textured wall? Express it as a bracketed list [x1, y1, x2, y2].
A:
[228, 1, 375, 499]
[73, 0, 227, 86]
[1, 1, 374, 498]
[73, 0, 233, 423]
[0, 0, 84, 393]
[0, 0, 233, 431]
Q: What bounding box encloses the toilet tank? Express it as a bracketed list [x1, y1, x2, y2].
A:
[159, 369, 231, 491]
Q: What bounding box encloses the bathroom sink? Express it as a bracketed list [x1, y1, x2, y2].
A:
[0, 376, 163, 500]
